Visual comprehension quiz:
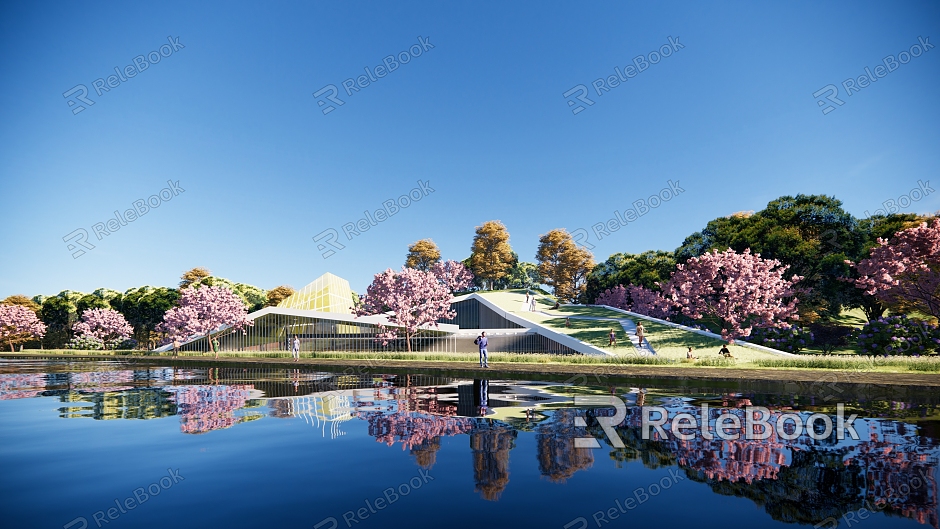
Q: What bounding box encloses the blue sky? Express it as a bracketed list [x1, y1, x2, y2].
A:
[1, 0, 938, 298]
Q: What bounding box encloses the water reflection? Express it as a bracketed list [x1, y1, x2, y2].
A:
[1, 359, 938, 527]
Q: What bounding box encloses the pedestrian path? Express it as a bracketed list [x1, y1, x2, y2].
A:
[536, 313, 657, 356]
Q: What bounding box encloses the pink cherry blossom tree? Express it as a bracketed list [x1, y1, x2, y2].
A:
[157, 285, 253, 358]
[72, 308, 134, 349]
[596, 284, 671, 319]
[431, 259, 475, 292]
[661, 248, 802, 340]
[0, 304, 47, 352]
[854, 219, 940, 319]
[356, 267, 457, 352]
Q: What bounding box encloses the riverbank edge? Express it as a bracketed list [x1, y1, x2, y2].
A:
[4, 352, 940, 388]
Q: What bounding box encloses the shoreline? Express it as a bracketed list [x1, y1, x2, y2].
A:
[4, 352, 940, 388]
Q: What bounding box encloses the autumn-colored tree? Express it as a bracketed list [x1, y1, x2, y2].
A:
[469, 221, 514, 290]
[854, 219, 940, 319]
[1, 295, 40, 313]
[405, 239, 442, 271]
[179, 267, 212, 289]
[0, 304, 47, 352]
[662, 248, 802, 340]
[265, 285, 295, 307]
[536, 229, 596, 303]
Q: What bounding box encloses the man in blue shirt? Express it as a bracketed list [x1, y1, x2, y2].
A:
[475, 332, 489, 368]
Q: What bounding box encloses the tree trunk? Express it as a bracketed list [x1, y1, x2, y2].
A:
[406, 332, 412, 352]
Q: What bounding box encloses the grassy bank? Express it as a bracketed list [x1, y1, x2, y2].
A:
[12, 349, 940, 374]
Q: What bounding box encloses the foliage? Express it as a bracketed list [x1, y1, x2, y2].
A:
[536, 229, 595, 303]
[674, 195, 861, 319]
[0, 304, 47, 352]
[39, 294, 81, 348]
[854, 219, 940, 319]
[503, 259, 542, 290]
[469, 220, 515, 290]
[405, 239, 442, 271]
[594, 284, 671, 319]
[67, 335, 106, 350]
[157, 285, 254, 356]
[748, 325, 814, 353]
[662, 248, 802, 340]
[431, 260, 475, 292]
[72, 308, 134, 349]
[265, 285, 295, 307]
[1, 295, 40, 313]
[179, 267, 212, 289]
[851, 315, 940, 356]
[585, 251, 676, 303]
[76, 293, 111, 314]
[355, 267, 457, 352]
[114, 286, 179, 345]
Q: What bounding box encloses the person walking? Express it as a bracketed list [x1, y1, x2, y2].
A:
[635, 322, 646, 348]
[292, 336, 300, 362]
[173, 338, 180, 357]
[529, 295, 536, 312]
[475, 331, 489, 368]
[608, 329, 616, 346]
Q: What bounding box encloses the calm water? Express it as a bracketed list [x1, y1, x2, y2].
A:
[1, 358, 938, 529]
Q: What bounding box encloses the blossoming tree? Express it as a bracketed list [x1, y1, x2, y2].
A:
[355, 267, 459, 352]
[854, 219, 940, 319]
[0, 304, 47, 352]
[431, 260, 475, 293]
[157, 285, 253, 358]
[72, 308, 134, 349]
[661, 248, 802, 340]
[595, 284, 671, 319]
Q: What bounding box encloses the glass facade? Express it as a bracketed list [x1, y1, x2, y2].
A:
[278, 272, 355, 314]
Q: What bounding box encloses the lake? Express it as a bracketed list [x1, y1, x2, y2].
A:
[0, 357, 937, 529]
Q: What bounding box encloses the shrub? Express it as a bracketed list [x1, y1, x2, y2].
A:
[852, 315, 940, 356]
[67, 336, 105, 350]
[748, 325, 814, 353]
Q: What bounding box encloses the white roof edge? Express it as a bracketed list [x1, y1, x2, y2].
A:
[462, 293, 614, 357]
[588, 304, 799, 358]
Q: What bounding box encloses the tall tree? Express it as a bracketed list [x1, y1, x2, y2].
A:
[355, 267, 457, 352]
[469, 221, 514, 290]
[662, 248, 802, 340]
[39, 294, 81, 348]
[673, 195, 860, 320]
[265, 285, 295, 307]
[114, 286, 179, 345]
[405, 239, 442, 271]
[1, 295, 40, 313]
[536, 229, 596, 303]
[854, 219, 940, 319]
[585, 251, 676, 303]
[0, 304, 46, 352]
[157, 285, 253, 358]
[179, 267, 212, 289]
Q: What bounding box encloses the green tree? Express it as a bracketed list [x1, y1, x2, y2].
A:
[469, 221, 514, 290]
[114, 286, 179, 346]
[585, 250, 676, 302]
[40, 295, 81, 348]
[405, 239, 442, 271]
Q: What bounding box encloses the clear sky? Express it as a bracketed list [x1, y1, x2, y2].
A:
[1, 1, 938, 299]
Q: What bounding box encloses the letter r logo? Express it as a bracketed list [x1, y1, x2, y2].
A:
[63, 85, 95, 115]
[313, 85, 345, 115]
[812, 84, 844, 115]
[573, 395, 626, 448]
[63, 229, 95, 258]
[313, 228, 345, 258]
[563, 85, 595, 115]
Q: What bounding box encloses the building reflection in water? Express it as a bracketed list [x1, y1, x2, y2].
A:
[1, 365, 938, 526]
